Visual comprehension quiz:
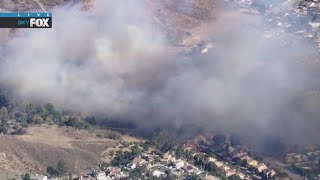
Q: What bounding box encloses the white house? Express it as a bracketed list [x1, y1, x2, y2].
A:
[256, 163, 268, 172]
[208, 157, 217, 162]
[174, 159, 185, 169]
[162, 153, 175, 163]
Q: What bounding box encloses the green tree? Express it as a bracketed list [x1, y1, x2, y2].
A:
[0, 120, 9, 134]
[0, 107, 9, 121]
[25, 104, 37, 115]
[131, 145, 142, 156]
[33, 114, 44, 124]
[228, 174, 241, 180]
[205, 162, 217, 172]
[22, 173, 31, 180]
[175, 145, 183, 158]
[65, 117, 80, 127]
[57, 159, 68, 176]
[187, 174, 202, 180]
[0, 93, 10, 108]
[151, 130, 172, 150]
[44, 103, 55, 114]
[141, 142, 150, 151]
[47, 166, 58, 177]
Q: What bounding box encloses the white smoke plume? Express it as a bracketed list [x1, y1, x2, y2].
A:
[0, 0, 319, 145]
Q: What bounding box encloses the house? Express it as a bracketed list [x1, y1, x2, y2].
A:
[184, 142, 198, 151]
[31, 175, 47, 180]
[174, 159, 185, 169]
[182, 164, 197, 173]
[96, 172, 108, 180]
[228, 146, 236, 154]
[231, 149, 247, 158]
[162, 153, 175, 163]
[247, 158, 259, 167]
[214, 161, 224, 168]
[208, 157, 217, 162]
[238, 172, 246, 179]
[285, 153, 308, 163]
[225, 169, 236, 177]
[240, 155, 250, 161]
[267, 169, 276, 177]
[220, 165, 230, 171]
[205, 175, 220, 180]
[131, 156, 146, 168]
[256, 163, 268, 172]
[153, 170, 165, 177]
[107, 167, 121, 177]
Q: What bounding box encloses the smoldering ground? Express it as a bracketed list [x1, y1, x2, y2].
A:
[0, 0, 319, 146]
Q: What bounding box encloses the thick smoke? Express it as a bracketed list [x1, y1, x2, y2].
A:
[0, 0, 319, 145]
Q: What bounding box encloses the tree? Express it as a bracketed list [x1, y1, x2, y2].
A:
[57, 159, 68, 176]
[151, 130, 176, 152]
[33, 114, 44, 124]
[131, 145, 142, 156]
[141, 142, 150, 152]
[151, 130, 170, 148]
[25, 104, 37, 115]
[44, 103, 55, 114]
[22, 173, 31, 180]
[47, 166, 58, 177]
[175, 145, 183, 158]
[0, 107, 9, 121]
[205, 162, 217, 172]
[187, 174, 202, 180]
[0, 120, 9, 134]
[228, 174, 241, 180]
[0, 93, 10, 108]
[64, 117, 80, 127]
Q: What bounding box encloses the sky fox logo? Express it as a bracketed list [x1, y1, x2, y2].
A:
[30, 18, 50, 27]
[18, 18, 51, 28]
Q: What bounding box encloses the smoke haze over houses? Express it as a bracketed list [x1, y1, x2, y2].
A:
[0, 0, 320, 146]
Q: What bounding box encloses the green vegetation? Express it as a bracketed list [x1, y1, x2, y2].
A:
[111, 150, 135, 167]
[228, 174, 241, 180]
[0, 90, 124, 140]
[151, 130, 175, 153]
[22, 173, 30, 180]
[186, 174, 202, 180]
[46, 159, 69, 177]
[290, 164, 316, 179]
[95, 129, 121, 140]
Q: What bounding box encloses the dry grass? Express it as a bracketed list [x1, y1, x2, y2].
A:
[0, 125, 117, 179]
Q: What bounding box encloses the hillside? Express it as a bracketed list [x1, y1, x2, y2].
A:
[0, 125, 117, 179]
[0, 0, 217, 45]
